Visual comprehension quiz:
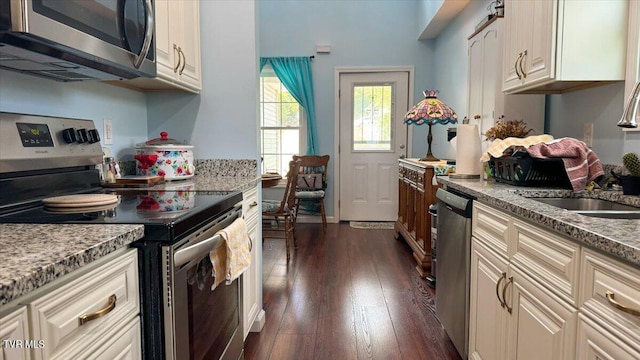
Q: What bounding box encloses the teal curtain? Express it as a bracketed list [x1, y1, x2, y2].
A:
[259, 57, 318, 155]
[259, 58, 268, 72]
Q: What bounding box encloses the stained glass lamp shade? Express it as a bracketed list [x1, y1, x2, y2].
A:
[404, 90, 458, 161]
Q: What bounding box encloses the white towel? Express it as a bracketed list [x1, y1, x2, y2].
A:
[214, 217, 251, 285]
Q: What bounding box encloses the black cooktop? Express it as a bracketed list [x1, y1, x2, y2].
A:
[0, 190, 243, 242]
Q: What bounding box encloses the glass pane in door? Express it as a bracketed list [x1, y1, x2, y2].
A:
[352, 85, 393, 151]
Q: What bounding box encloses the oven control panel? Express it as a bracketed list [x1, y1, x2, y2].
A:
[0, 112, 103, 173]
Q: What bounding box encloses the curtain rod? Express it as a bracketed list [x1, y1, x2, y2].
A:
[309, 55, 315, 60]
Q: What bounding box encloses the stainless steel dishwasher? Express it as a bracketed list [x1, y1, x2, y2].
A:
[435, 188, 473, 359]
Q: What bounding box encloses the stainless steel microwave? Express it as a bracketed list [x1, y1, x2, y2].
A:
[0, 0, 156, 82]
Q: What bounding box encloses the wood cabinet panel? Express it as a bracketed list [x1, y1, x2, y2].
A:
[395, 159, 439, 277]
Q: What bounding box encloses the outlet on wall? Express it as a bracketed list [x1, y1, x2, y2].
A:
[103, 118, 114, 145]
[583, 122, 594, 148]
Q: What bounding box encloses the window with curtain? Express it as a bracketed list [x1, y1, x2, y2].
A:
[260, 69, 306, 175]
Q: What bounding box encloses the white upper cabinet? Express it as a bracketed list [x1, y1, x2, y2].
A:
[502, 0, 628, 94]
[113, 0, 202, 93]
[467, 17, 545, 140]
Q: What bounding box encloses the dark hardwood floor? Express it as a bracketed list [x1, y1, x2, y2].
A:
[244, 223, 461, 360]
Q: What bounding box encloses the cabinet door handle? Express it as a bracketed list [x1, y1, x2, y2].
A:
[503, 276, 514, 314]
[78, 294, 117, 326]
[515, 52, 522, 80]
[605, 291, 640, 316]
[179, 48, 187, 75]
[249, 201, 258, 208]
[519, 50, 527, 78]
[496, 272, 506, 308]
[173, 44, 182, 73]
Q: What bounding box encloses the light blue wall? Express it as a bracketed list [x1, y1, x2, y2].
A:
[429, 0, 491, 160]
[546, 83, 625, 165]
[146, 0, 260, 161]
[0, 69, 148, 160]
[258, 0, 435, 216]
[418, 0, 446, 34]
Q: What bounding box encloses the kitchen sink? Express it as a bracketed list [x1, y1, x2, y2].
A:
[530, 198, 640, 219]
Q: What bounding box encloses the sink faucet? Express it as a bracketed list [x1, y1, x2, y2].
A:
[618, 80, 640, 128]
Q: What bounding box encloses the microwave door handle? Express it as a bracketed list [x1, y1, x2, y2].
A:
[132, 0, 154, 69]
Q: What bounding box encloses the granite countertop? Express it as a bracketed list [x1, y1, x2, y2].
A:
[438, 177, 640, 268]
[0, 224, 144, 307]
[115, 158, 260, 193]
[113, 174, 260, 193]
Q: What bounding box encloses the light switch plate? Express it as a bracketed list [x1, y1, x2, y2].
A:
[103, 118, 113, 145]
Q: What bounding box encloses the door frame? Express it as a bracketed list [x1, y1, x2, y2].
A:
[333, 66, 415, 222]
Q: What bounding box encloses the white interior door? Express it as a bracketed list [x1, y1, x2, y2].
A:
[339, 72, 409, 221]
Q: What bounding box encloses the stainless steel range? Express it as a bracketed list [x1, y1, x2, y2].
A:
[0, 112, 245, 360]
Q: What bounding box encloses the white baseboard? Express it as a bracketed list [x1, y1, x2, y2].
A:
[250, 309, 266, 332]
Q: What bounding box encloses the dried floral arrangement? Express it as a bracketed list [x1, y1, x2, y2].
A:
[484, 115, 533, 141]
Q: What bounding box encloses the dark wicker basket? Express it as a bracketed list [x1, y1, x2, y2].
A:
[488, 154, 571, 188]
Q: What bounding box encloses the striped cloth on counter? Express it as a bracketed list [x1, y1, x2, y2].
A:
[480, 135, 555, 162]
[527, 137, 604, 191]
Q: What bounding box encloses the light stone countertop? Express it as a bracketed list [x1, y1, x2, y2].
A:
[0, 224, 144, 306]
[437, 177, 640, 268]
[111, 174, 260, 193]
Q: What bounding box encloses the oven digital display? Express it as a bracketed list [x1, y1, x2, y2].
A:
[16, 123, 54, 147]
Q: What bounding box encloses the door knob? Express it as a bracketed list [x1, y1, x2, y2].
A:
[400, 144, 405, 149]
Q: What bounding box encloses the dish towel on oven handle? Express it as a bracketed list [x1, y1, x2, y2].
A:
[208, 243, 227, 291]
[210, 217, 252, 290]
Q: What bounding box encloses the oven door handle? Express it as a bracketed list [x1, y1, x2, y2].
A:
[174, 233, 224, 268]
[173, 212, 239, 268]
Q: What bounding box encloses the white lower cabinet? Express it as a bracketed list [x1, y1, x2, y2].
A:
[470, 201, 640, 360]
[469, 239, 509, 360]
[0, 249, 141, 360]
[576, 313, 640, 360]
[242, 185, 264, 338]
[0, 306, 31, 360]
[578, 247, 640, 358]
[507, 266, 577, 360]
[76, 317, 141, 360]
[469, 237, 577, 360]
[28, 249, 140, 360]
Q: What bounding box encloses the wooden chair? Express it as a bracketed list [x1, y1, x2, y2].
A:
[262, 159, 301, 260]
[292, 155, 330, 231]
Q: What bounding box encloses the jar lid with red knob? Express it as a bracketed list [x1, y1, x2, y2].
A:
[136, 131, 194, 149]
